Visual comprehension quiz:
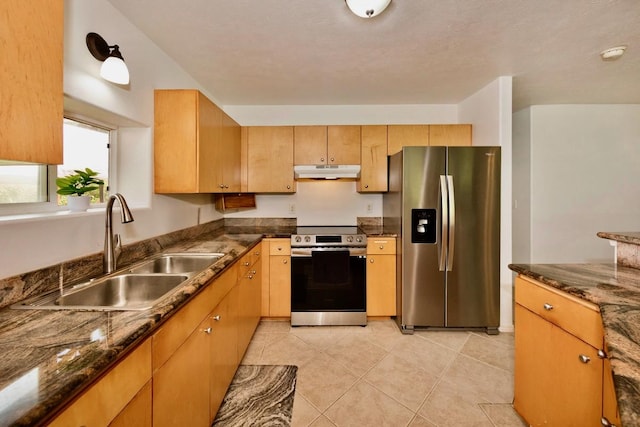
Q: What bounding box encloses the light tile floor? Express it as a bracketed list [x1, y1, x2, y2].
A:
[241, 319, 526, 427]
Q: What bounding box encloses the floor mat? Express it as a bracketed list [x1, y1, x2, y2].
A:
[212, 365, 298, 427]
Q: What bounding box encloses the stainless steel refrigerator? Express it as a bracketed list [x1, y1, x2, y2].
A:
[383, 146, 501, 334]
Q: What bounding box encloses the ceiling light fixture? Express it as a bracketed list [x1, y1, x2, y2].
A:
[600, 45, 627, 61]
[86, 32, 130, 85]
[345, 0, 391, 18]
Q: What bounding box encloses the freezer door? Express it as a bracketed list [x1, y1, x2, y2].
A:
[445, 147, 501, 328]
[401, 146, 446, 328]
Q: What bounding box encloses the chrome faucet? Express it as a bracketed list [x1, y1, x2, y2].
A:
[104, 193, 134, 274]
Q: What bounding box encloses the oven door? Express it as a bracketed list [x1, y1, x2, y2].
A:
[291, 247, 366, 315]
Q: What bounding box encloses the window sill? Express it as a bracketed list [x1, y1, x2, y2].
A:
[0, 206, 149, 225]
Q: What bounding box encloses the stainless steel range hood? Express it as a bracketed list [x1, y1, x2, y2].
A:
[294, 164, 361, 180]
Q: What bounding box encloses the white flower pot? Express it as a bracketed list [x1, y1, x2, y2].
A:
[67, 195, 91, 212]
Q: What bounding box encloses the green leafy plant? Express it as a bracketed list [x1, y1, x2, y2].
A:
[56, 168, 105, 196]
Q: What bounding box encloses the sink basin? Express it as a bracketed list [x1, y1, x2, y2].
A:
[128, 253, 224, 274]
[12, 273, 189, 311]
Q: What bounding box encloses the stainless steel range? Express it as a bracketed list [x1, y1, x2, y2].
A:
[290, 226, 368, 326]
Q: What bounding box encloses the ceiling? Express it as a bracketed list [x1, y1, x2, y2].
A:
[107, 0, 640, 111]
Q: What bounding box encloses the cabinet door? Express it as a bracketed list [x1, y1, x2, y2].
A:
[247, 126, 295, 193]
[429, 124, 472, 146]
[0, 1, 63, 164]
[366, 254, 396, 316]
[514, 304, 603, 426]
[387, 125, 429, 155]
[153, 318, 211, 427]
[269, 255, 291, 317]
[110, 381, 152, 427]
[237, 259, 262, 361]
[602, 356, 622, 426]
[220, 111, 242, 192]
[357, 125, 388, 192]
[294, 126, 327, 165]
[209, 292, 239, 421]
[327, 125, 361, 164]
[198, 92, 224, 192]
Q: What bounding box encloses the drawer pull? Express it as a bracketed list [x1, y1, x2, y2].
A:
[283, 259, 288, 264]
[578, 354, 591, 364]
[379, 245, 384, 250]
[370, 258, 375, 263]
[243, 261, 250, 266]
[203, 327, 212, 334]
[212, 315, 221, 321]
[597, 349, 607, 359]
[543, 303, 554, 311]
[601, 416, 617, 426]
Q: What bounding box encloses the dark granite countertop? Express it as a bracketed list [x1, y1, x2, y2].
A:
[509, 263, 640, 427]
[0, 230, 263, 427]
[597, 232, 640, 245]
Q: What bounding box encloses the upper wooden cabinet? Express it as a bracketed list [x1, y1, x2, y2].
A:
[245, 126, 295, 193]
[429, 124, 472, 146]
[387, 124, 472, 155]
[0, 1, 63, 164]
[154, 89, 240, 193]
[357, 125, 388, 193]
[294, 125, 360, 165]
[387, 125, 429, 155]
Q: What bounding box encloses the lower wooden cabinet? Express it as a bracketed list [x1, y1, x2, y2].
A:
[110, 381, 152, 427]
[153, 317, 211, 427]
[261, 238, 292, 317]
[237, 247, 262, 361]
[514, 275, 620, 426]
[366, 238, 396, 316]
[49, 339, 152, 427]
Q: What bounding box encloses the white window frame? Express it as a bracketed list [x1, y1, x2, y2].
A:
[0, 114, 116, 218]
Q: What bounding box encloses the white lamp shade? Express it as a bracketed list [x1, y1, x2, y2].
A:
[346, 0, 391, 18]
[100, 56, 130, 85]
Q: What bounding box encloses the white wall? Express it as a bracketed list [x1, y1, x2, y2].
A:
[0, 0, 224, 279]
[513, 105, 640, 264]
[459, 77, 514, 332]
[512, 109, 531, 263]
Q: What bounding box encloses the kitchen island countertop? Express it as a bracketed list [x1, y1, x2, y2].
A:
[509, 263, 640, 426]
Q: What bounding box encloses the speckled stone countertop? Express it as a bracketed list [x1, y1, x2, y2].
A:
[0, 230, 264, 427]
[509, 263, 640, 426]
[597, 231, 640, 245]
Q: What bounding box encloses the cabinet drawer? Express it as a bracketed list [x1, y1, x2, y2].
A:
[269, 239, 291, 256]
[367, 238, 396, 255]
[515, 275, 603, 348]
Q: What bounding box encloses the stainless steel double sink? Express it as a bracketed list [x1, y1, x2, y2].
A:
[12, 253, 224, 311]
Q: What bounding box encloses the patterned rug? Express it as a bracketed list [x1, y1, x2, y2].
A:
[212, 365, 298, 427]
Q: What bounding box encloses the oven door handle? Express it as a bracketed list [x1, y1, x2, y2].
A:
[291, 248, 367, 257]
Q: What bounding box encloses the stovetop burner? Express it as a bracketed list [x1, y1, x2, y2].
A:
[291, 226, 367, 247]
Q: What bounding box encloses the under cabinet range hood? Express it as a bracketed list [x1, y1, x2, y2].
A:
[294, 164, 361, 180]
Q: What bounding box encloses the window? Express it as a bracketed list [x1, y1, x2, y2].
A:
[0, 117, 112, 212]
[58, 118, 110, 206]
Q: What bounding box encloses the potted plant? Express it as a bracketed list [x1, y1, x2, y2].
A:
[56, 168, 105, 211]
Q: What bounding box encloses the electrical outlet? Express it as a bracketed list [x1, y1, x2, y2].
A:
[366, 203, 373, 213]
[289, 203, 296, 213]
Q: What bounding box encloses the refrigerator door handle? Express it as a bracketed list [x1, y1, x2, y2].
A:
[447, 175, 455, 271]
[439, 175, 448, 271]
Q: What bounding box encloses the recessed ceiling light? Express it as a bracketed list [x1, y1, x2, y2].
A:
[600, 46, 627, 61]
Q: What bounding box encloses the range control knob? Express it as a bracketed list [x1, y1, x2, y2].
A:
[304, 236, 311, 243]
[295, 236, 302, 243]
[356, 236, 363, 243]
[346, 236, 353, 243]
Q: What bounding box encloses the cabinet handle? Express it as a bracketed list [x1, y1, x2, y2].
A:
[543, 303, 553, 311]
[320, 157, 325, 162]
[598, 349, 607, 359]
[286, 185, 291, 189]
[277, 247, 282, 251]
[219, 184, 224, 189]
[330, 157, 335, 162]
[369, 258, 374, 263]
[203, 327, 212, 334]
[224, 184, 229, 189]
[379, 245, 384, 250]
[243, 261, 250, 266]
[601, 416, 617, 426]
[251, 269, 257, 274]
[254, 251, 260, 256]
[578, 354, 591, 364]
[247, 275, 254, 279]
[364, 184, 369, 189]
[212, 315, 221, 321]
[283, 259, 288, 264]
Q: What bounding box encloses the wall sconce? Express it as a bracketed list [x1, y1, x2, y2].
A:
[86, 32, 130, 85]
[345, 0, 391, 18]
